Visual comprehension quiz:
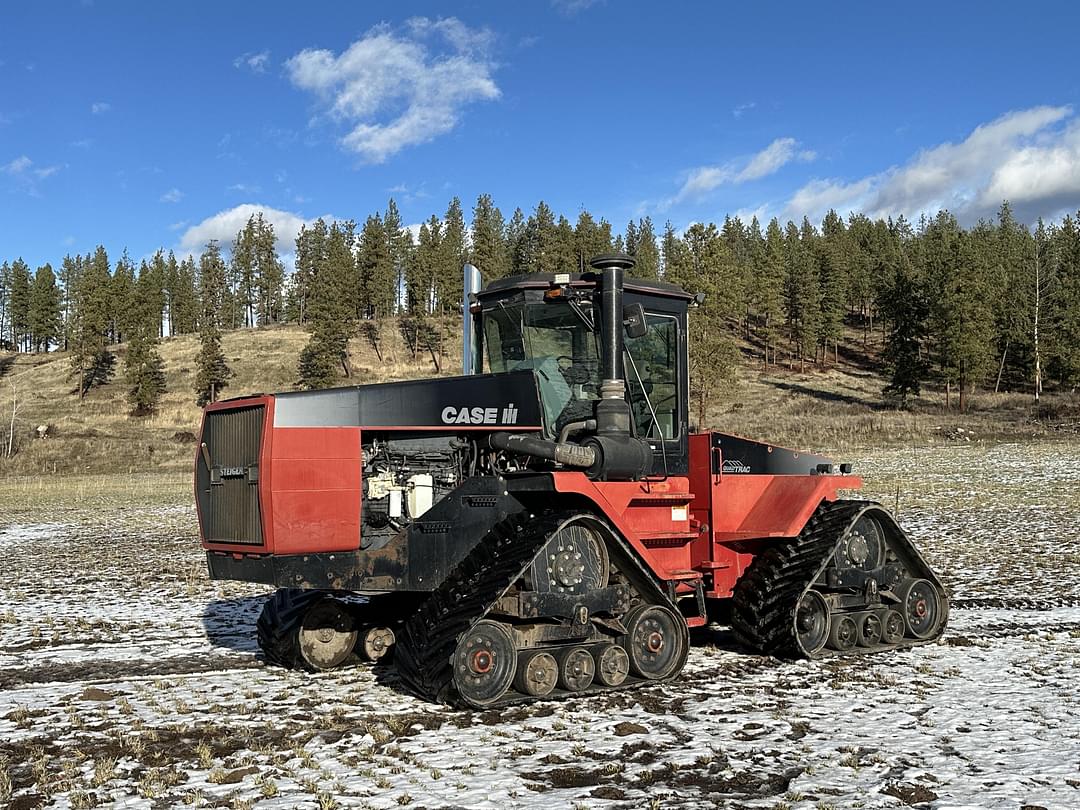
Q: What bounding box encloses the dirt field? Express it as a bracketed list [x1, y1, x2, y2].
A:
[2, 442, 1079, 809]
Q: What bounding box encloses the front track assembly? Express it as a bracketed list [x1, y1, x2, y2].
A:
[731, 499, 949, 658]
[394, 511, 689, 708]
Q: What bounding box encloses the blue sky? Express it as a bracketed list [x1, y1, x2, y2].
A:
[2, 0, 1080, 269]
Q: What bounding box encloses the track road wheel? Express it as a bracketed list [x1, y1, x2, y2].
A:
[298, 598, 358, 670]
[882, 609, 906, 645]
[595, 644, 630, 687]
[452, 620, 517, 707]
[624, 605, 687, 680]
[795, 590, 830, 655]
[827, 615, 857, 651]
[557, 647, 595, 692]
[514, 651, 558, 697]
[360, 626, 395, 662]
[897, 578, 943, 639]
[856, 612, 883, 647]
[257, 588, 326, 669]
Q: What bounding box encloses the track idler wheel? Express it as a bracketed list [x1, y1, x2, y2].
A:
[897, 578, 943, 639]
[827, 614, 857, 651]
[795, 590, 830, 655]
[623, 604, 688, 680]
[452, 620, 517, 707]
[556, 647, 596, 692]
[299, 599, 358, 670]
[514, 651, 558, 697]
[595, 644, 630, 687]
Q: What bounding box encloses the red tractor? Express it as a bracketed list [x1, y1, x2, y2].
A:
[196, 254, 947, 707]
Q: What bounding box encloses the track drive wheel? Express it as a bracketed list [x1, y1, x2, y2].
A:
[452, 620, 517, 707]
[856, 612, 883, 647]
[623, 604, 688, 680]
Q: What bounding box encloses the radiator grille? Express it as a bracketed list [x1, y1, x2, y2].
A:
[198, 405, 265, 546]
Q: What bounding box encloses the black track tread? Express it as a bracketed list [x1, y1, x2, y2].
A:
[730, 499, 949, 659]
[394, 513, 548, 704]
[256, 588, 326, 670]
[394, 510, 689, 708]
[730, 500, 861, 657]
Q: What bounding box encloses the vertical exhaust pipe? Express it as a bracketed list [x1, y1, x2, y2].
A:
[462, 263, 482, 375]
[589, 253, 636, 437]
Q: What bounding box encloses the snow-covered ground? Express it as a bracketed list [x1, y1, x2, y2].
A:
[1, 442, 1079, 809]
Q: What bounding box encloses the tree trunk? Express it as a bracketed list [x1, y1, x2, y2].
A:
[994, 340, 1009, 393]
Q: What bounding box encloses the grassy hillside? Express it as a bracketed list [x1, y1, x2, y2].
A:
[0, 318, 1076, 478]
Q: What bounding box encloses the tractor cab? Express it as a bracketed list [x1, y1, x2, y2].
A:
[471, 266, 693, 475]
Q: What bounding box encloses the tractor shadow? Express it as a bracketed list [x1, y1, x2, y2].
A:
[201, 595, 267, 654]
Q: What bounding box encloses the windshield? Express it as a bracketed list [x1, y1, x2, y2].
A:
[483, 300, 600, 434]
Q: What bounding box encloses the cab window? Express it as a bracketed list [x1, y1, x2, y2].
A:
[625, 314, 678, 440]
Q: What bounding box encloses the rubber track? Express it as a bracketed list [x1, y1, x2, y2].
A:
[730, 500, 862, 657]
[394, 511, 688, 707]
[394, 513, 545, 704]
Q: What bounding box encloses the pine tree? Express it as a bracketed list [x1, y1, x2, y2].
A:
[759, 219, 786, 366]
[298, 222, 357, 387]
[358, 214, 395, 317]
[0, 261, 12, 350]
[171, 254, 199, 334]
[194, 241, 231, 406]
[817, 210, 849, 364]
[881, 249, 929, 407]
[384, 198, 409, 311]
[574, 210, 613, 267]
[125, 271, 167, 415]
[439, 197, 467, 312]
[28, 263, 62, 352]
[633, 217, 661, 280]
[288, 219, 328, 325]
[9, 259, 31, 352]
[506, 207, 528, 275]
[523, 201, 558, 273]
[660, 221, 691, 287]
[68, 247, 116, 398]
[470, 194, 509, 279]
[413, 216, 443, 314]
[110, 252, 137, 344]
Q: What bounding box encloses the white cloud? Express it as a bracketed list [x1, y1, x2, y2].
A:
[178, 204, 332, 257]
[285, 18, 500, 163]
[227, 182, 262, 194]
[3, 155, 32, 174]
[91, 101, 111, 115]
[780, 105, 1077, 224]
[732, 102, 756, 119]
[551, 0, 604, 15]
[234, 50, 270, 73]
[160, 188, 184, 203]
[670, 137, 814, 206]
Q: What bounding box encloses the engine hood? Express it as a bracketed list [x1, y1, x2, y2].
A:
[268, 370, 544, 430]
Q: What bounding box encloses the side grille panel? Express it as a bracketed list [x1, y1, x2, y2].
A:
[199, 405, 265, 546]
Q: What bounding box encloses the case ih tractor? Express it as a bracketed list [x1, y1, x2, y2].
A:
[195, 254, 948, 708]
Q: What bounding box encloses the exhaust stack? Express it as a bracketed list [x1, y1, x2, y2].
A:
[590, 253, 636, 437]
[462, 263, 482, 375]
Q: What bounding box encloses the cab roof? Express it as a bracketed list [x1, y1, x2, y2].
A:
[478, 271, 693, 302]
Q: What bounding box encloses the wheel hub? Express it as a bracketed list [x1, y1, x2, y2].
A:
[552, 550, 586, 587]
[471, 649, 494, 674]
[646, 630, 664, 653]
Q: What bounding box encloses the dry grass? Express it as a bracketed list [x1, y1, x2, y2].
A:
[0, 316, 1075, 477]
[0, 318, 461, 476]
[710, 365, 1079, 455]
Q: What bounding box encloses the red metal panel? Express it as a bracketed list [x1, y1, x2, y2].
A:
[268, 426, 362, 555]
